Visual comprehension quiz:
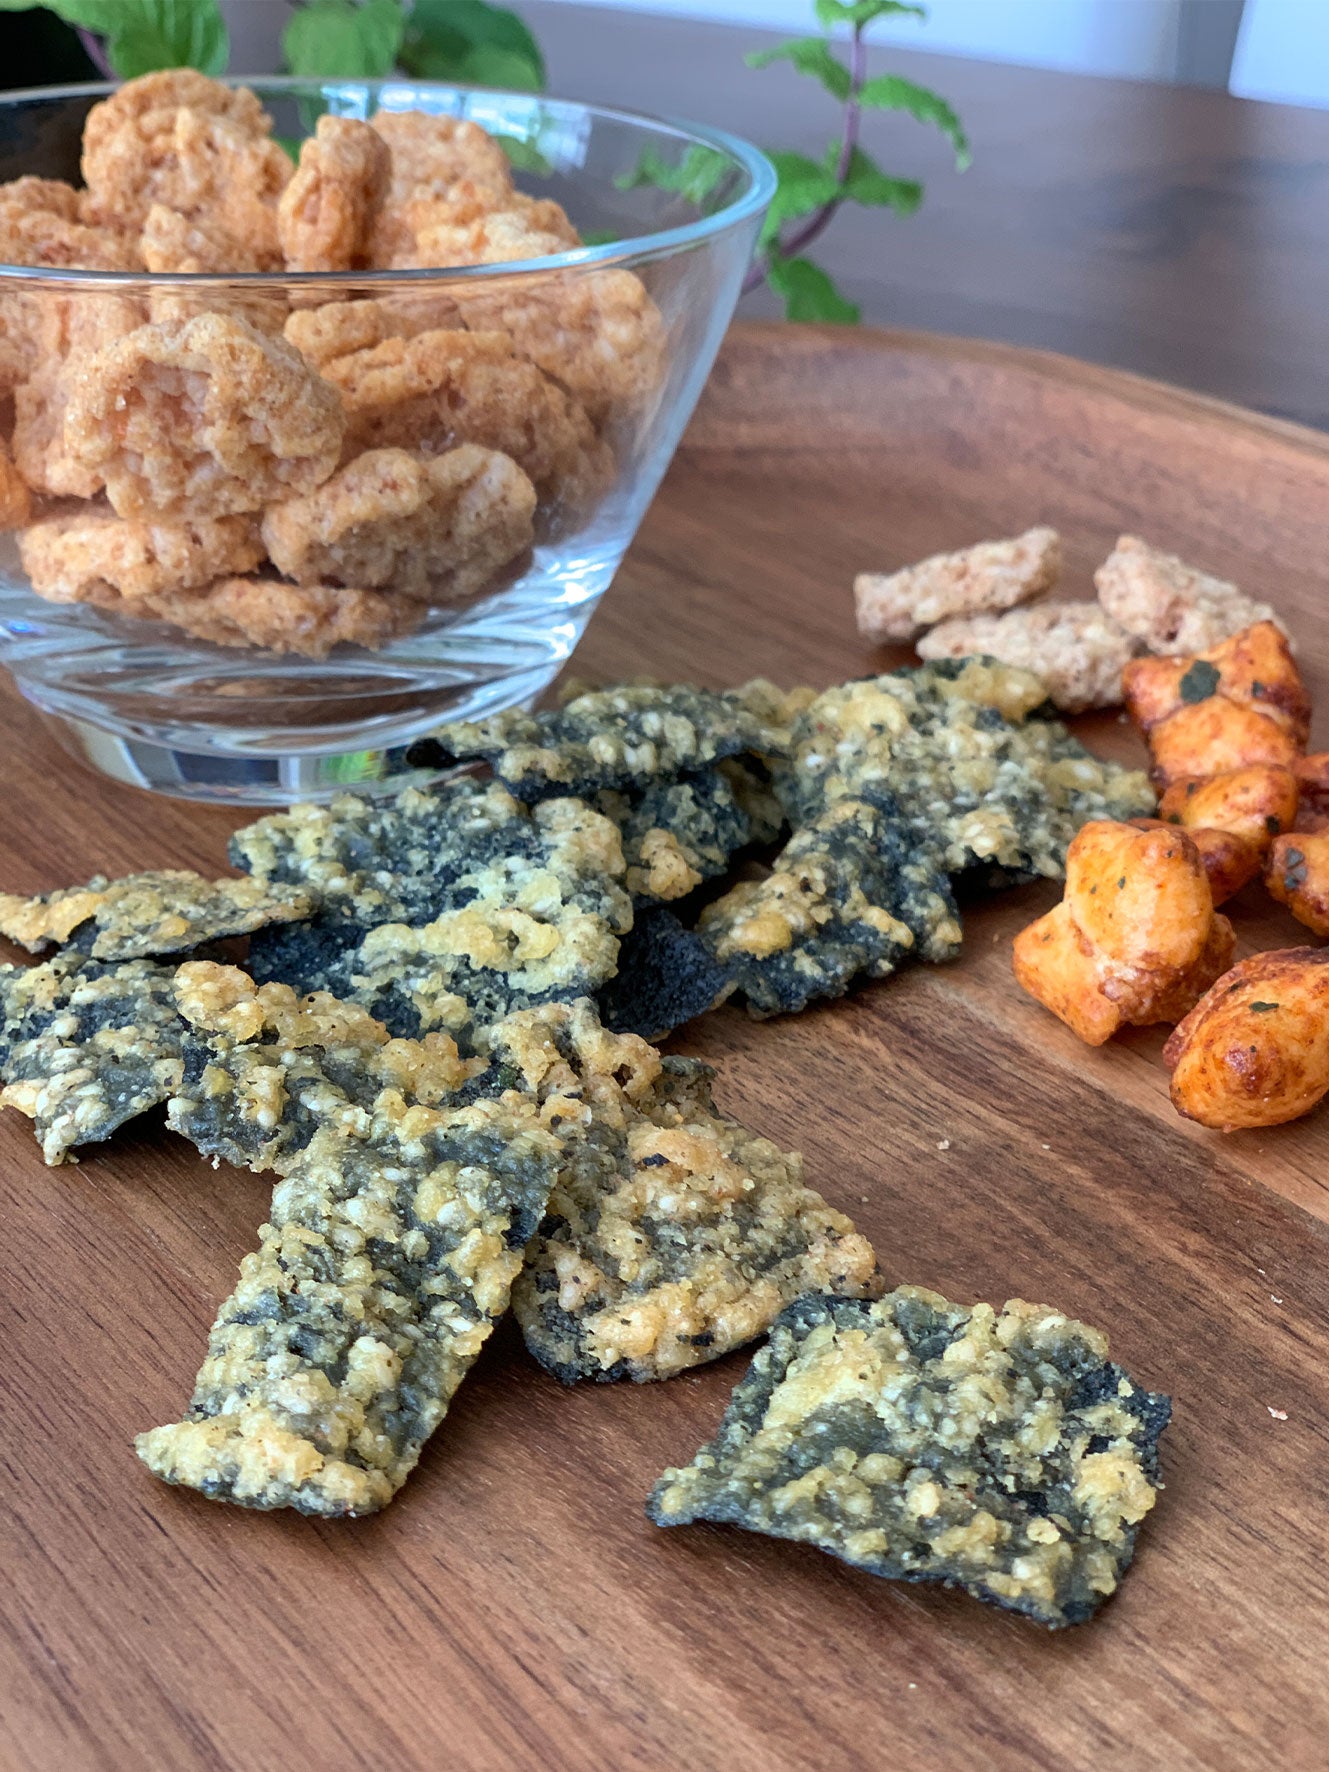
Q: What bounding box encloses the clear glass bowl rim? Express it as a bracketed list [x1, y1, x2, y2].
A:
[0, 75, 778, 288]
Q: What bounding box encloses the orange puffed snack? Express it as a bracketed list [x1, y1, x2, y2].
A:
[1292, 752, 1329, 832]
[1122, 621, 1310, 786]
[1158, 764, 1298, 857]
[1265, 831, 1329, 936]
[1013, 820, 1235, 1045]
[1164, 948, 1329, 1130]
[1128, 818, 1260, 907]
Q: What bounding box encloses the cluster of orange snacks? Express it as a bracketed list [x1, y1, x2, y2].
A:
[0, 71, 664, 657]
[1017, 614, 1329, 1130]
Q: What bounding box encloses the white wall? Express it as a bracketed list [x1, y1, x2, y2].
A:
[541, 0, 1192, 83]
[1231, 0, 1329, 107]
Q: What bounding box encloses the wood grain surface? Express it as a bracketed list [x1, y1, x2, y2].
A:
[3, 324, 1329, 1772]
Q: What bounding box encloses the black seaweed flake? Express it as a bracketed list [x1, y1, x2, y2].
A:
[598, 906, 735, 1041]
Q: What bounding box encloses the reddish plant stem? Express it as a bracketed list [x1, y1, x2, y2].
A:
[76, 27, 115, 79]
[743, 22, 866, 293]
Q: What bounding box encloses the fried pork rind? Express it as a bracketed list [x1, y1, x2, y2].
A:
[319, 325, 612, 508]
[1158, 765, 1298, 858]
[1122, 621, 1310, 786]
[647, 1288, 1170, 1628]
[700, 796, 961, 1017]
[0, 435, 31, 532]
[0, 191, 141, 271]
[855, 526, 1061, 645]
[132, 575, 418, 656]
[1013, 821, 1234, 1046]
[165, 961, 482, 1170]
[496, 1001, 880, 1383]
[1265, 832, 1329, 936]
[283, 294, 463, 367]
[261, 444, 535, 604]
[0, 953, 185, 1165]
[1164, 948, 1329, 1130]
[371, 109, 514, 204]
[0, 868, 312, 961]
[80, 71, 281, 233]
[139, 206, 289, 335]
[430, 682, 791, 804]
[143, 1009, 558, 1515]
[233, 778, 632, 1037]
[12, 293, 146, 499]
[916, 603, 1137, 713]
[64, 313, 346, 521]
[1128, 818, 1260, 907]
[278, 114, 391, 274]
[18, 507, 263, 607]
[1095, 534, 1282, 655]
[597, 906, 736, 1041]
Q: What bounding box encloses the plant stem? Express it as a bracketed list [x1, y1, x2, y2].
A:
[76, 27, 115, 79]
[743, 20, 866, 294]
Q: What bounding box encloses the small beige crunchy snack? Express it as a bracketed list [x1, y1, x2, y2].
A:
[283, 293, 463, 367]
[132, 575, 417, 656]
[278, 114, 391, 274]
[1095, 534, 1281, 655]
[0, 436, 31, 532]
[371, 108, 513, 204]
[917, 602, 1137, 713]
[19, 507, 262, 606]
[261, 444, 535, 603]
[855, 525, 1061, 645]
[64, 312, 345, 520]
[11, 292, 146, 499]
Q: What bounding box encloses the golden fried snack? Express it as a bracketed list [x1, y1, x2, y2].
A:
[1265, 831, 1329, 936]
[1122, 621, 1310, 786]
[855, 526, 1060, 644]
[1095, 534, 1282, 654]
[262, 443, 535, 603]
[283, 293, 463, 366]
[403, 183, 581, 262]
[0, 435, 31, 532]
[1158, 764, 1298, 857]
[1292, 752, 1329, 831]
[64, 313, 345, 520]
[12, 292, 145, 498]
[322, 326, 612, 507]
[19, 507, 263, 606]
[1128, 818, 1261, 907]
[278, 114, 391, 274]
[130, 575, 419, 656]
[140, 206, 289, 336]
[0, 176, 80, 219]
[133, 107, 290, 270]
[1164, 948, 1329, 1130]
[917, 602, 1135, 713]
[0, 195, 141, 271]
[80, 70, 275, 230]
[370, 109, 513, 204]
[1013, 820, 1235, 1045]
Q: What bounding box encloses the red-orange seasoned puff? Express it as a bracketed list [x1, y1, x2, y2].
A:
[1265, 831, 1329, 936]
[1013, 820, 1234, 1045]
[1128, 818, 1260, 906]
[1158, 765, 1298, 857]
[1164, 949, 1329, 1130]
[1122, 621, 1310, 786]
[1293, 753, 1329, 832]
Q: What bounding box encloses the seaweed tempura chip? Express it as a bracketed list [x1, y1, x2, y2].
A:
[597, 906, 735, 1041]
[0, 868, 312, 960]
[597, 758, 785, 905]
[137, 1089, 559, 1515]
[648, 1288, 1170, 1628]
[0, 951, 186, 1163]
[493, 1001, 880, 1382]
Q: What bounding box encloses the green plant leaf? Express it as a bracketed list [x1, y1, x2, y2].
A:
[814, 0, 925, 26]
[856, 71, 971, 167]
[0, 0, 229, 72]
[0, 0, 115, 24]
[615, 144, 730, 208]
[836, 144, 922, 212]
[283, 0, 404, 78]
[401, 0, 544, 89]
[760, 147, 839, 246]
[766, 254, 859, 323]
[492, 133, 551, 176]
[746, 36, 850, 102]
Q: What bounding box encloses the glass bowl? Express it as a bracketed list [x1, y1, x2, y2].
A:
[0, 77, 774, 803]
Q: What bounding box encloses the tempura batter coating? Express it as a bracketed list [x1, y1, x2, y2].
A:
[1095, 534, 1281, 655]
[134, 575, 417, 655]
[0, 953, 185, 1165]
[855, 526, 1061, 644]
[648, 1288, 1169, 1628]
[1158, 765, 1298, 858]
[498, 1001, 879, 1382]
[1165, 948, 1329, 1130]
[431, 682, 790, 803]
[261, 444, 535, 603]
[320, 326, 611, 507]
[0, 868, 311, 961]
[1122, 621, 1310, 786]
[140, 1087, 558, 1515]
[1266, 832, 1329, 936]
[1013, 821, 1234, 1045]
[19, 507, 263, 606]
[597, 758, 784, 904]
[917, 602, 1136, 713]
[64, 313, 345, 521]
[278, 114, 391, 273]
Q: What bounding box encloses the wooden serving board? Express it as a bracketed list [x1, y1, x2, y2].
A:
[3, 324, 1329, 1772]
